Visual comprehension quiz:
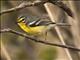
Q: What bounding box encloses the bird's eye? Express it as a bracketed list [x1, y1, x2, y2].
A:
[22, 19, 25, 23]
[17, 16, 27, 23]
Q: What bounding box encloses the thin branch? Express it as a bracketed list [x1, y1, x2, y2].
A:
[44, 3, 73, 60]
[1, 41, 11, 60]
[0, 1, 73, 17]
[0, 28, 80, 52]
[48, 0, 73, 17]
[0, 1, 46, 15]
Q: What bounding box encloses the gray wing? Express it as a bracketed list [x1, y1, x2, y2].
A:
[28, 19, 56, 27]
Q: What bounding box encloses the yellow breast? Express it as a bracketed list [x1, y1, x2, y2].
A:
[18, 22, 46, 35]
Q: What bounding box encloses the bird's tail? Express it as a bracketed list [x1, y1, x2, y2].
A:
[47, 22, 71, 26]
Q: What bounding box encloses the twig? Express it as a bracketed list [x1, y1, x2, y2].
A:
[0, 28, 80, 52]
[48, 0, 73, 17]
[0, 1, 46, 15]
[44, 3, 73, 60]
[0, 0, 73, 17]
[1, 41, 11, 60]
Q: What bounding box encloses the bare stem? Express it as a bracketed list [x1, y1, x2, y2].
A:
[0, 1, 46, 15]
[0, 28, 80, 52]
[44, 3, 73, 60]
[0, 1, 73, 17]
[1, 41, 11, 60]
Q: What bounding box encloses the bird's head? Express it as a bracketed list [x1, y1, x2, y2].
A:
[17, 16, 26, 23]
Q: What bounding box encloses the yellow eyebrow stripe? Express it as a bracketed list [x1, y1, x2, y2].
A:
[17, 18, 25, 23]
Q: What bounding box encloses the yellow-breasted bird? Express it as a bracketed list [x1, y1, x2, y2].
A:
[17, 16, 70, 36]
[17, 16, 48, 35]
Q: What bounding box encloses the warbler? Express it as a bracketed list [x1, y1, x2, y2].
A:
[17, 16, 70, 36]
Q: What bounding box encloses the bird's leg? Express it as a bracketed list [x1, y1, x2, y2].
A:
[44, 31, 48, 41]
